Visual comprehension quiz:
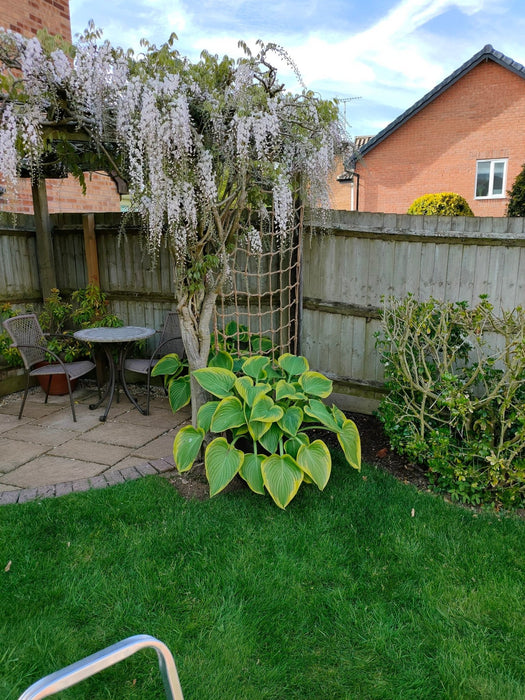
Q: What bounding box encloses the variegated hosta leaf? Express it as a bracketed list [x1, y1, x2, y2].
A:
[151, 353, 183, 377]
[248, 418, 271, 442]
[234, 376, 253, 404]
[251, 394, 284, 423]
[210, 396, 246, 432]
[205, 437, 244, 496]
[246, 383, 272, 407]
[192, 367, 236, 398]
[296, 440, 332, 490]
[197, 401, 220, 433]
[242, 355, 271, 380]
[261, 454, 304, 509]
[304, 399, 340, 431]
[167, 375, 191, 413]
[275, 379, 301, 402]
[173, 426, 205, 472]
[277, 353, 309, 377]
[240, 453, 265, 494]
[299, 371, 333, 398]
[337, 419, 361, 471]
[278, 406, 303, 437]
[284, 433, 310, 460]
[250, 336, 273, 353]
[208, 350, 234, 370]
[258, 422, 283, 454]
[331, 405, 347, 429]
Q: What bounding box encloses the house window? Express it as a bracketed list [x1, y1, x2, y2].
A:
[475, 159, 507, 198]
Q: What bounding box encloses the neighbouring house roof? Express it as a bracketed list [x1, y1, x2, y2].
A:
[356, 45, 525, 161]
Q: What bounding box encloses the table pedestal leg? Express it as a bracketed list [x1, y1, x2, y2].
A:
[119, 344, 148, 415]
[88, 345, 116, 422]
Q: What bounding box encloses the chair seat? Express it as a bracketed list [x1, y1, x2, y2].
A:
[124, 358, 155, 374]
[30, 360, 96, 380]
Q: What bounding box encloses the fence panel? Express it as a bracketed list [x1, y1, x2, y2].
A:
[302, 210, 525, 413]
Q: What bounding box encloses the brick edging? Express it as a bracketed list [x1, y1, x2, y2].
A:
[0, 456, 177, 506]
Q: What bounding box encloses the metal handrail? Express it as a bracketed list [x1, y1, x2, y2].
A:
[17, 634, 184, 700]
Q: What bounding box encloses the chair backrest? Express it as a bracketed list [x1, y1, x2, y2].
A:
[2, 314, 47, 370]
[156, 311, 185, 359]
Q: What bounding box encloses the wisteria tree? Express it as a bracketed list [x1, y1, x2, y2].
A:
[0, 26, 348, 422]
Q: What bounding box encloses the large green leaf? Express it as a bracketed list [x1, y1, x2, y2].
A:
[299, 371, 333, 398]
[275, 380, 301, 402]
[296, 440, 332, 490]
[331, 405, 347, 429]
[197, 401, 219, 433]
[173, 426, 205, 472]
[278, 353, 309, 377]
[304, 399, 340, 431]
[247, 418, 271, 442]
[205, 437, 244, 496]
[242, 355, 270, 380]
[261, 454, 303, 509]
[234, 376, 253, 404]
[151, 353, 183, 377]
[210, 396, 246, 432]
[246, 383, 272, 407]
[251, 336, 273, 353]
[278, 406, 303, 437]
[240, 453, 265, 494]
[208, 350, 234, 370]
[167, 375, 191, 413]
[258, 422, 283, 454]
[337, 419, 362, 471]
[192, 367, 236, 398]
[251, 394, 284, 423]
[284, 433, 310, 460]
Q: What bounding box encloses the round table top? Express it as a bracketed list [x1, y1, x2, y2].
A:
[74, 326, 156, 343]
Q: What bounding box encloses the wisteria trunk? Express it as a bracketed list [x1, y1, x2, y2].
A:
[177, 290, 218, 428]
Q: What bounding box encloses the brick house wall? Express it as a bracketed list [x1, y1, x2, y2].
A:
[0, 0, 122, 213]
[330, 59, 525, 217]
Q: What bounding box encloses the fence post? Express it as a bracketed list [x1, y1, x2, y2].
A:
[82, 213, 100, 286]
[31, 178, 57, 299]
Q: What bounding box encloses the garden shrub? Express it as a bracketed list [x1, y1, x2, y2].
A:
[407, 192, 474, 216]
[376, 295, 525, 508]
[506, 163, 525, 217]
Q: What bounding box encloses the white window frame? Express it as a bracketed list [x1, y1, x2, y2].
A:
[475, 159, 508, 199]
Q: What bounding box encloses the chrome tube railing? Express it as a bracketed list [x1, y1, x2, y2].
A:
[17, 634, 184, 700]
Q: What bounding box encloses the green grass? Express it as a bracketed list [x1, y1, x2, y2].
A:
[1, 455, 525, 699]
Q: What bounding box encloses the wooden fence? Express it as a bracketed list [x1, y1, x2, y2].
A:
[302, 210, 525, 412]
[2, 210, 525, 412]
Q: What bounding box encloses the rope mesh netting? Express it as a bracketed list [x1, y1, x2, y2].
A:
[213, 204, 302, 359]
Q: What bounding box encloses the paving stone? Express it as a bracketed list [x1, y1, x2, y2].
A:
[35, 485, 57, 500]
[3, 425, 74, 447]
[37, 407, 102, 432]
[6, 457, 107, 489]
[0, 490, 19, 505]
[108, 456, 154, 471]
[0, 483, 20, 492]
[132, 430, 177, 460]
[55, 482, 74, 497]
[119, 466, 142, 481]
[18, 488, 39, 504]
[0, 401, 64, 419]
[150, 458, 176, 474]
[72, 479, 91, 493]
[135, 463, 158, 477]
[103, 470, 125, 486]
[82, 422, 168, 448]
[112, 407, 182, 429]
[89, 475, 108, 490]
[0, 437, 48, 473]
[49, 439, 129, 466]
[0, 414, 33, 434]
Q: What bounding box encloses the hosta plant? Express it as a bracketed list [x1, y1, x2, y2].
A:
[173, 352, 361, 508]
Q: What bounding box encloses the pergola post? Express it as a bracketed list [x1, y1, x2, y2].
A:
[82, 213, 100, 285]
[31, 177, 57, 300]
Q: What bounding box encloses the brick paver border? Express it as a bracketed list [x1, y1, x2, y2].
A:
[0, 455, 177, 505]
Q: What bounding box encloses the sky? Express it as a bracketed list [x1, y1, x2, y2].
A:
[69, 0, 525, 138]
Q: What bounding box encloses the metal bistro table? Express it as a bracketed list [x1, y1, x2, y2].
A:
[74, 326, 155, 422]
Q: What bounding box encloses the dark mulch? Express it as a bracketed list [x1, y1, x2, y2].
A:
[168, 411, 430, 501]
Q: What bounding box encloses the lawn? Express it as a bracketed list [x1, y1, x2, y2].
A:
[1, 455, 524, 699]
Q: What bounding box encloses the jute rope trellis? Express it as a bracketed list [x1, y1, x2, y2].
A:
[213, 201, 302, 358]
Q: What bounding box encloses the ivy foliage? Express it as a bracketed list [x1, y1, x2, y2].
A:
[407, 192, 474, 216]
[376, 295, 525, 509]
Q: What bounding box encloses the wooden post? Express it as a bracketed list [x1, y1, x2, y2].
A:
[82, 213, 100, 285]
[31, 178, 57, 299]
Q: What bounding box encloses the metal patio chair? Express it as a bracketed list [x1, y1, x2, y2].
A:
[2, 313, 96, 422]
[123, 311, 185, 415]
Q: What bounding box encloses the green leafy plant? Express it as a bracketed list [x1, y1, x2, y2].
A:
[39, 285, 123, 362]
[151, 353, 191, 414]
[172, 352, 361, 508]
[376, 294, 525, 508]
[0, 303, 25, 368]
[407, 192, 474, 216]
[214, 321, 275, 370]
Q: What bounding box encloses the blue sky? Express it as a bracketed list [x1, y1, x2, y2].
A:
[69, 0, 525, 137]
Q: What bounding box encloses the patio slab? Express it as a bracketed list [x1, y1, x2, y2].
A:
[48, 439, 131, 466]
[1, 456, 108, 489]
[0, 437, 49, 473]
[81, 421, 170, 449]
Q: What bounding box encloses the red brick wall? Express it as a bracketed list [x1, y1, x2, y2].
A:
[0, 0, 122, 213]
[330, 60, 525, 217]
[0, 0, 71, 42]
